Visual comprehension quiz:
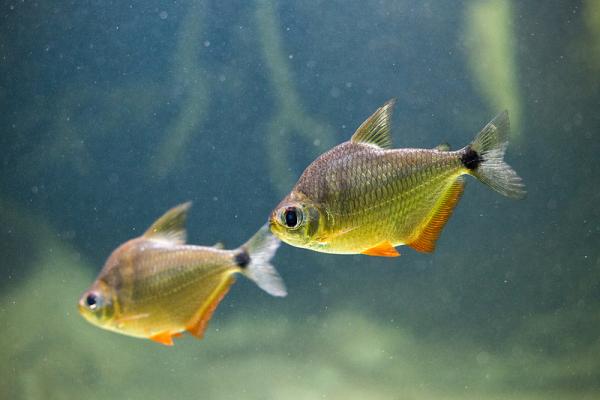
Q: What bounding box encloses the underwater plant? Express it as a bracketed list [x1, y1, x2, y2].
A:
[151, 0, 210, 179]
[255, 0, 334, 195]
[463, 0, 522, 137]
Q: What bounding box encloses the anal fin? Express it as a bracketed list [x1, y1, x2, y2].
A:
[408, 178, 465, 253]
[186, 275, 235, 340]
[149, 331, 176, 346]
[361, 241, 400, 257]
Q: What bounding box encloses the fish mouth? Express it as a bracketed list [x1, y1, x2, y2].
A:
[77, 301, 85, 315]
[77, 294, 89, 315]
[268, 215, 288, 242]
[267, 212, 279, 231]
[77, 300, 96, 325]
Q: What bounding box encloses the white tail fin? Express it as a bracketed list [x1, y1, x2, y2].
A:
[462, 110, 526, 199]
[236, 225, 287, 297]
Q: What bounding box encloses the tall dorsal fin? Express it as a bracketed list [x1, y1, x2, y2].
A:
[350, 99, 395, 149]
[143, 202, 191, 245]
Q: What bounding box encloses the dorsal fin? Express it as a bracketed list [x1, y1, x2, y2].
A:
[407, 178, 465, 253]
[350, 99, 395, 149]
[435, 142, 451, 151]
[143, 202, 191, 245]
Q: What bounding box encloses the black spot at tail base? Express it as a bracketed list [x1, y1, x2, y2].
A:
[234, 250, 250, 268]
[461, 146, 481, 170]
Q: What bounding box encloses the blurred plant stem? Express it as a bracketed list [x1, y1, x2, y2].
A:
[464, 0, 522, 139]
[584, 0, 600, 82]
[152, 0, 209, 179]
[255, 0, 333, 196]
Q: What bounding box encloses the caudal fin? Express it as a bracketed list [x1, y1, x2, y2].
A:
[461, 111, 526, 199]
[236, 225, 287, 297]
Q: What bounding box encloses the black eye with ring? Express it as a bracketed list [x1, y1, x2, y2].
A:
[86, 292, 99, 310]
[283, 206, 302, 228]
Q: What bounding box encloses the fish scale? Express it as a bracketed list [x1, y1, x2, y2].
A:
[79, 203, 286, 345]
[269, 100, 525, 256]
[304, 145, 462, 252]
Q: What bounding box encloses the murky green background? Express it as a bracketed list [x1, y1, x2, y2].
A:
[2, 1, 599, 399]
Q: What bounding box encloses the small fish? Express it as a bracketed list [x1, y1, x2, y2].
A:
[78, 202, 286, 346]
[269, 100, 525, 256]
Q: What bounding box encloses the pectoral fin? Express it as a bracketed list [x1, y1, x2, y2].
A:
[149, 331, 176, 346]
[361, 241, 400, 257]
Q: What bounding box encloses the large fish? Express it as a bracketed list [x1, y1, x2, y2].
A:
[78, 203, 286, 345]
[269, 100, 525, 256]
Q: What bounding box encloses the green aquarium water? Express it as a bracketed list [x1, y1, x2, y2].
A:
[2, 1, 599, 399]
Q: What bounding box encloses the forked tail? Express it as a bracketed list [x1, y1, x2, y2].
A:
[235, 225, 287, 297]
[461, 110, 526, 199]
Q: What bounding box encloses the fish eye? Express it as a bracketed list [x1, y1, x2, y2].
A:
[85, 292, 102, 311]
[282, 206, 303, 229]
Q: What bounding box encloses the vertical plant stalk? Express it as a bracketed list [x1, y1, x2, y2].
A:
[152, 0, 210, 178]
[464, 0, 522, 139]
[255, 0, 333, 195]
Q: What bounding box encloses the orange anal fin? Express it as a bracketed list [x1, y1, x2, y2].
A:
[408, 178, 465, 253]
[186, 276, 235, 340]
[361, 241, 400, 257]
[149, 331, 176, 346]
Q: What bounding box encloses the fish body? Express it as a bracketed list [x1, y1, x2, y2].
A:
[79, 203, 286, 345]
[269, 100, 525, 256]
